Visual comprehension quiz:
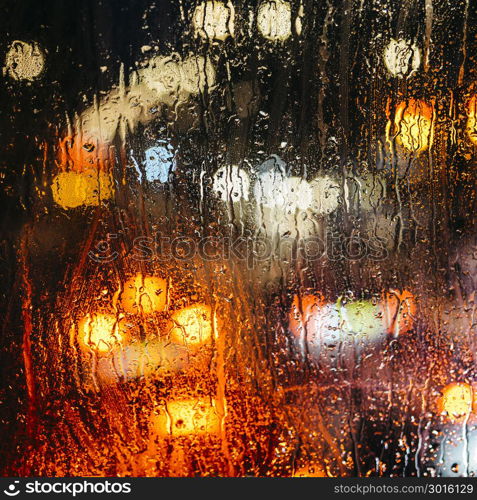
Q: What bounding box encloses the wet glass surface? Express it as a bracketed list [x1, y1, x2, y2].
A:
[0, 0, 476, 477]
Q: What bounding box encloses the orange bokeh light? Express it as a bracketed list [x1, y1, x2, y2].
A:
[151, 398, 221, 437]
[76, 313, 127, 354]
[387, 99, 434, 153]
[57, 135, 114, 173]
[169, 304, 215, 346]
[288, 294, 326, 339]
[379, 289, 417, 337]
[466, 95, 477, 145]
[438, 382, 474, 422]
[119, 274, 168, 315]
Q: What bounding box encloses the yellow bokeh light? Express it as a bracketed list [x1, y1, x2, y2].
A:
[257, 0, 292, 42]
[120, 274, 167, 315]
[169, 304, 215, 346]
[51, 169, 114, 209]
[77, 313, 125, 353]
[388, 99, 434, 153]
[438, 382, 474, 422]
[152, 398, 221, 437]
[192, 1, 235, 41]
[466, 95, 477, 145]
[4, 40, 45, 81]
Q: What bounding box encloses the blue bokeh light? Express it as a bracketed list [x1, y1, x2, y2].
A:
[143, 141, 176, 183]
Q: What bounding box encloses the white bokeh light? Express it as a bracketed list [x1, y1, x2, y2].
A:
[254, 172, 312, 211]
[212, 165, 250, 202]
[383, 38, 421, 78]
[356, 173, 386, 211]
[309, 175, 340, 215]
[75, 54, 216, 148]
[257, 0, 292, 42]
[253, 155, 313, 211]
[139, 53, 216, 98]
[289, 296, 390, 370]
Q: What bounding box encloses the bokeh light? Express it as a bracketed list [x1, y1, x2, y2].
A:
[51, 169, 114, 209]
[143, 142, 175, 183]
[119, 274, 168, 315]
[212, 165, 250, 202]
[257, 0, 292, 42]
[438, 383, 474, 422]
[3, 40, 45, 81]
[388, 99, 434, 153]
[169, 304, 215, 346]
[152, 398, 221, 437]
[383, 38, 421, 78]
[466, 95, 477, 146]
[76, 313, 126, 354]
[192, 1, 235, 41]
